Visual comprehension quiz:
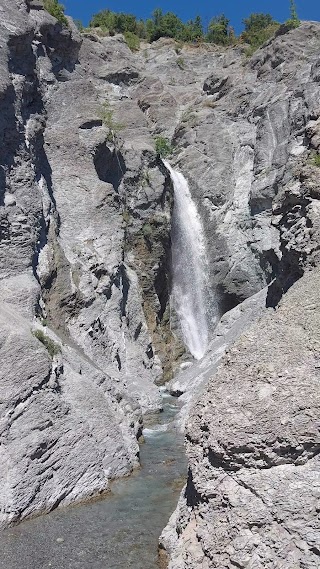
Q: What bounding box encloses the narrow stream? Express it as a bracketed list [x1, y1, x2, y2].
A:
[0, 394, 186, 569]
[0, 163, 207, 568]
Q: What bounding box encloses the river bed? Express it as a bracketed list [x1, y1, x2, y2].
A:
[0, 394, 186, 569]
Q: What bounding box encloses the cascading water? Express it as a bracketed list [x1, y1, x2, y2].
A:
[164, 160, 209, 360]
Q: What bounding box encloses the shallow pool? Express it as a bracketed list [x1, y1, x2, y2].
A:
[0, 394, 186, 569]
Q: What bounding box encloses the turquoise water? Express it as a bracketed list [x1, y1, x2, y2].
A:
[0, 395, 186, 569]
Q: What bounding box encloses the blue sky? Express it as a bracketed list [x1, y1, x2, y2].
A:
[63, 1, 320, 32]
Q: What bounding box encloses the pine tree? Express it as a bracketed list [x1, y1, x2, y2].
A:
[290, 0, 299, 22]
[286, 0, 300, 29]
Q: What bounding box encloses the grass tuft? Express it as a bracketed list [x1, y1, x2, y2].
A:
[33, 330, 61, 358]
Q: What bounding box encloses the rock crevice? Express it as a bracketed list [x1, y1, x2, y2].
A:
[1, 1, 320, 543]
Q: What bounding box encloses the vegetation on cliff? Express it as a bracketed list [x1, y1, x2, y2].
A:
[87, 2, 300, 52]
[33, 329, 61, 358]
[43, 0, 68, 26]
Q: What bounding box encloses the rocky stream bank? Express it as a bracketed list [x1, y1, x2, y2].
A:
[0, 2, 319, 568]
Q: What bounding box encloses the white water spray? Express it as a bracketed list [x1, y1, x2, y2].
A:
[164, 161, 209, 360]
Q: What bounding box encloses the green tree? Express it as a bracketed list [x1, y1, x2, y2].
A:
[144, 8, 162, 41]
[290, 0, 299, 21]
[43, 0, 68, 26]
[89, 9, 147, 38]
[89, 9, 116, 32]
[144, 18, 153, 40]
[88, 6, 301, 48]
[163, 12, 186, 39]
[136, 19, 147, 39]
[146, 9, 186, 42]
[206, 15, 230, 45]
[243, 13, 275, 34]
[286, 0, 300, 29]
[153, 8, 163, 28]
[241, 12, 280, 50]
[114, 13, 138, 34]
[183, 16, 204, 42]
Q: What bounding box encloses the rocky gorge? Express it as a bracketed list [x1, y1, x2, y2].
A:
[0, 0, 319, 567]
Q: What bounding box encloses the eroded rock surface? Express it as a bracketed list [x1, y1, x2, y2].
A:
[158, 23, 320, 569]
[0, 0, 170, 526]
[161, 268, 320, 568]
[1, 0, 320, 538]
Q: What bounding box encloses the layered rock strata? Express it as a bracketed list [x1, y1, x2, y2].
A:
[0, 0, 171, 526]
[161, 267, 320, 568]
[1, 0, 320, 536]
[158, 20, 320, 569]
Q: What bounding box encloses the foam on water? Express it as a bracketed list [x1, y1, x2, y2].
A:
[142, 423, 169, 437]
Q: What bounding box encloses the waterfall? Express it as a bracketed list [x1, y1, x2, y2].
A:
[164, 160, 209, 360]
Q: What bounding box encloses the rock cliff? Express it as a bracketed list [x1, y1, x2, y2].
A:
[0, 0, 170, 527]
[0, 0, 319, 554]
[158, 21, 320, 569]
[161, 268, 320, 568]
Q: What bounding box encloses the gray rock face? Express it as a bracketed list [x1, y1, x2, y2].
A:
[161, 267, 320, 568]
[167, 287, 268, 431]
[0, 304, 140, 528]
[0, 0, 168, 526]
[170, 23, 320, 312]
[1, 0, 320, 541]
[156, 23, 320, 569]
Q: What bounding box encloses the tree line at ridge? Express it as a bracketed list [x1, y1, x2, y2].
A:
[44, 1, 300, 53]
